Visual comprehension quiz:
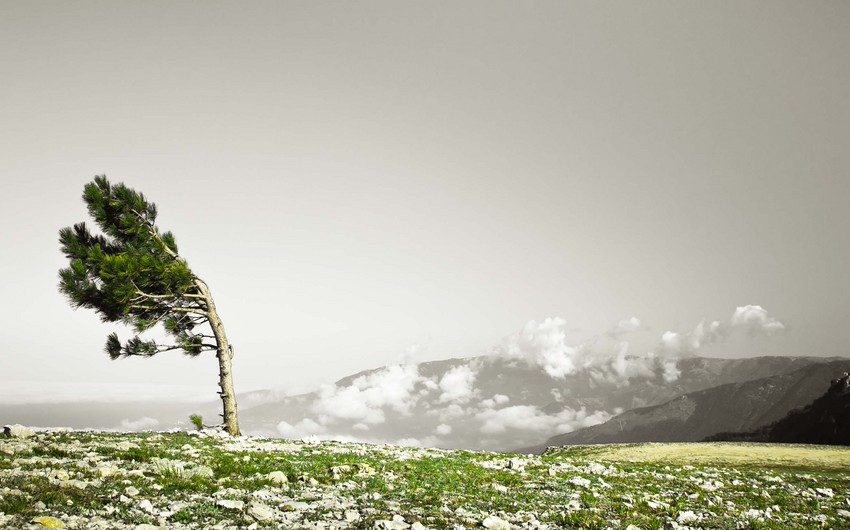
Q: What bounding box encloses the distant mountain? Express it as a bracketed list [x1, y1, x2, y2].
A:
[707, 371, 850, 445]
[524, 359, 849, 453]
[239, 354, 836, 451]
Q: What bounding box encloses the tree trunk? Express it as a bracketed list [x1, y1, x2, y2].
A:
[197, 280, 240, 436]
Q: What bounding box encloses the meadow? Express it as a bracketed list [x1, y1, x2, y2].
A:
[1, 430, 848, 529]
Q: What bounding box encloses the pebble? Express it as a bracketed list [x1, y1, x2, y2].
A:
[217, 499, 245, 510]
[482, 515, 512, 529]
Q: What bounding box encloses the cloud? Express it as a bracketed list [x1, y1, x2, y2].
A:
[277, 418, 325, 439]
[659, 305, 785, 356]
[476, 405, 611, 435]
[438, 364, 479, 404]
[496, 317, 577, 378]
[481, 394, 510, 408]
[731, 305, 786, 335]
[119, 417, 159, 431]
[312, 363, 421, 425]
[435, 423, 452, 436]
[606, 317, 643, 338]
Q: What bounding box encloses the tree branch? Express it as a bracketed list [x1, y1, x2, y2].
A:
[129, 304, 207, 316]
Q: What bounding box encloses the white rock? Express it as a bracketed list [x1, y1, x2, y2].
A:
[49, 470, 70, 481]
[247, 501, 275, 521]
[345, 510, 361, 522]
[169, 501, 189, 512]
[3, 424, 35, 438]
[676, 510, 699, 523]
[411, 523, 428, 530]
[569, 476, 591, 487]
[95, 465, 120, 478]
[217, 499, 245, 510]
[625, 525, 642, 530]
[482, 515, 512, 529]
[133, 525, 166, 530]
[138, 499, 154, 513]
[267, 471, 288, 485]
[375, 519, 410, 530]
[124, 486, 140, 497]
[837, 509, 850, 519]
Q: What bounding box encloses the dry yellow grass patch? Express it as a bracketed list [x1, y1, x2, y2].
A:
[567, 442, 850, 471]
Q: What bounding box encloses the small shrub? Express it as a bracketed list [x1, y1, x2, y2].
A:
[189, 414, 204, 430]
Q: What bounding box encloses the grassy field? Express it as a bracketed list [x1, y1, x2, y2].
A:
[1, 430, 849, 529]
[549, 442, 850, 472]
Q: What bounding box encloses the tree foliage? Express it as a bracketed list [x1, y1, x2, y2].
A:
[58, 176, 216, 359]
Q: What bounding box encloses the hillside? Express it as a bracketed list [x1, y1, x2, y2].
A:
[239, 355, 832, 451]
[709, 371, 850, 445]
[3, 429, 850, 529]
[526, 360, 849, 452]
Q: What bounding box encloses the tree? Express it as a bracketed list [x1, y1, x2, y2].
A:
[58, 176, 240, 435]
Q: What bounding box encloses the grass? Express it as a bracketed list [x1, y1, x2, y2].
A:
[1, 431, 849, 529]
[549, 441, 850, 472]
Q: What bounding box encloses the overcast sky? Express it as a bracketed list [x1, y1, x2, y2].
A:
[1, 1, 849, 402]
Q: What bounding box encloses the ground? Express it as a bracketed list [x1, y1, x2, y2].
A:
[1, 430, 849, 529]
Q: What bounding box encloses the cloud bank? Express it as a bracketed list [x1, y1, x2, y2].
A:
[273, 305, 785, 449]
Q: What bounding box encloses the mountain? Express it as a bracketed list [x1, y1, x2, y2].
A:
[707, 370, 850, 445]
[238, 354, 837, 451]
[524, 359, 849, 453]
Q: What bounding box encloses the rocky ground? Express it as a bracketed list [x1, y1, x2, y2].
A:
[2, 426, 849, 529]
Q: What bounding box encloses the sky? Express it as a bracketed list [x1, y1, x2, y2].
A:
[1, 1, 849, 404]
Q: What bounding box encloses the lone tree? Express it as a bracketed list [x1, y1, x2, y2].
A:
[58, 176, 240, 435]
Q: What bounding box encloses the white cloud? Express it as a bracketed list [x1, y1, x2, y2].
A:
[606, 316, 643, 338]
[731, 305, 785, 335]
[312, 364, 422, 425]
[277, 418, 325, 439]
[476, 405, 611, 435]
[496, 317, 577, 378]
[119, 417, 159, 431]
[659, 305, 785, 356]
[435, 423, 452, 436]
[438, 364, 478, 404]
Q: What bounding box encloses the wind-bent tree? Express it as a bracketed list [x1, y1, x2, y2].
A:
[58, 176, 240, 435]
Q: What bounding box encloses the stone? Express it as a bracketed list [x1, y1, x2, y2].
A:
[482, 515, 512, 529]
[506, 458, 525, 472]
[281, 501, 309, 512]
[267, 470, 288, 485]
[4, 424, 35, 438]
[31, 516, 65, 528]
[115, 440, 139, 451]
[345, 510, 361, 522]
[217, 499, 245, 510]
[49, 469, 70, 482]
[59, 479, 89, 489]
[375, 518, 410, 530]
[95, 465, 120, 477]
[133, 525, 166, 530]
[124, 486, 140, 497]
[247, 501, 275, 522]
[411, 523, 428, 530]
[169, 501, 190, 512]
[138, 499, 154, 513]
